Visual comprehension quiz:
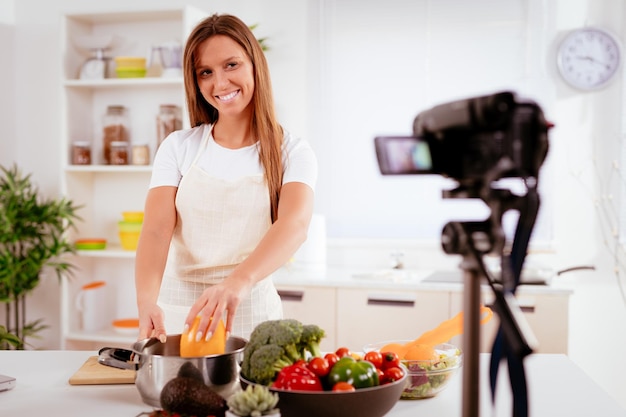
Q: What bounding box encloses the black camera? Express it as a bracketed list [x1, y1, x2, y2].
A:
[375, 91, 550, 184]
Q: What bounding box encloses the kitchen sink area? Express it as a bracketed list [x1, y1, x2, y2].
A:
[350, 269, 431, 282]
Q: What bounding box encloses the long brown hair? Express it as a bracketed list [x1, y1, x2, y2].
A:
[183, 14, 283, 222]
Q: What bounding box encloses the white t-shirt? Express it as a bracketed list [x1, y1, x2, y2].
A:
[149, 124, 318, 190]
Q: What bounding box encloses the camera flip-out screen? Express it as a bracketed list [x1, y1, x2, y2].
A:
[374, 136, 433, 175]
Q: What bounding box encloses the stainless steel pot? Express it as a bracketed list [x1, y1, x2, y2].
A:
[99, 334, 246, 407]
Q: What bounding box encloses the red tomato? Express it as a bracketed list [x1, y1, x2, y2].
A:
[363, 351, 383, 369]
[332, 381, 356, 392]
[307, 356, 330, 378]
[381, 351, 400, 370]
[335, 347, 351, 358]
[383, 366, 405, 383]
[324, 352, 340, 368]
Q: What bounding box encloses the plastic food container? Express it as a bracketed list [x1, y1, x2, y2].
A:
[118, 221, 142, 250]
[114, 56, 147, 78]
[121, 211, 144, 223]
[119, 232, 140, 250]
[114, 56, 147, 68]
[75, 238, 107, 250]
[112, 318, 140, 335]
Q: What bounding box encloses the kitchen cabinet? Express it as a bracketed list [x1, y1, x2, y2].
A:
[449, 289, 570, 354]
[59, 7, 207, 349]
[272, 268, 572, 354]
[335, 288, 450, 351]
[275, 285, 337, 351]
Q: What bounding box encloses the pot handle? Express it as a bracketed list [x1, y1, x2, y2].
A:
[98, 347, 140, 371]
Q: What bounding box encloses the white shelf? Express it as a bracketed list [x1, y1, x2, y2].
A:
[59, 6, 207, 349]
[65, 165, 152, 173]
[65, 330, 137, 346]
[77, 247, 136, 259]
[64, 77, 183, 89]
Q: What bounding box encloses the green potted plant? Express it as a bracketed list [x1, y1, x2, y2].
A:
[0, 164, 81, 349]
[226, 384, 280, 417]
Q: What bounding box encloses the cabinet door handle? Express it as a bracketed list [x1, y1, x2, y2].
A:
[278, 290, 304, 302]
[367, 294, 415, 308]
[485, 303, 535, 314]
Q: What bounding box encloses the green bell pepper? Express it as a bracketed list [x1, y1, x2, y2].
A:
[328, 356, 379, 389]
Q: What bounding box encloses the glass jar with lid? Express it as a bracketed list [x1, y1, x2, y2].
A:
[102, 105, 129, 164]
[110, 141, 129, 165]
[132, 143, 150, 165]
[71, 141, 92, 165]
[156, 104, 182, 150]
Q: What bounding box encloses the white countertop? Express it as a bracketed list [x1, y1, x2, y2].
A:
[272, 266, 574, 295]
[1, 350, 623, 416]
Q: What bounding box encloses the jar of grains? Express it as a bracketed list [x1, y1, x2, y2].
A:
[110, 141, 129, 165]
[132, 144, 150, 165]
[71, 141, 92, 165]
[102, 105, 129, 164]
[156, 104, 182, 150]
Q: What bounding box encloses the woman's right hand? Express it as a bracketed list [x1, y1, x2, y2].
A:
[138, 303, 167, 343]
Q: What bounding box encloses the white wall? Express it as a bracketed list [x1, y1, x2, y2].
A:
[3, 0, 626, 410]
[0, 0, 15, 167]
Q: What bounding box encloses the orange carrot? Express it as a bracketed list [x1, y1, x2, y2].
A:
[384, 305, 493, 360]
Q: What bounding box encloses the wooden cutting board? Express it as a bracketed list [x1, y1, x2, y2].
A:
[68, 356, 136, 385]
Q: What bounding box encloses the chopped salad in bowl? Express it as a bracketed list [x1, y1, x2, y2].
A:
[364, 341, 462, 399]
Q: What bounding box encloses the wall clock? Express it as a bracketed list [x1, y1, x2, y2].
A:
[556, 27, 621, 91]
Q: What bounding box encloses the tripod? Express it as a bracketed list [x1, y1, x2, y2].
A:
[440, 172, 539, 417]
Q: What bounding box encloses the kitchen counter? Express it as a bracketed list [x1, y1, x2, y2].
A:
[272, 266, 573, 354]
[272, 266, 574, 295]
[1, 350, 623, 416]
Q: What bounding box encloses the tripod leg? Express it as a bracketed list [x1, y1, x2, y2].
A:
[462, 268, 481, 417]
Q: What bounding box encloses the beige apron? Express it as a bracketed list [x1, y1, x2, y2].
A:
[158, 126, 283, 340]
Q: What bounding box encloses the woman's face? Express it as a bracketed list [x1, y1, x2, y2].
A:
[195, 34, 255, 120]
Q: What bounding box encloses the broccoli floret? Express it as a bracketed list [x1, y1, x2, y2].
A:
[241, 319, 327, 386]
[267, 319, 304, 362]
[246, 344, 292, 386]
[298, 324, 325, 358]
[241, 320, 277, 378]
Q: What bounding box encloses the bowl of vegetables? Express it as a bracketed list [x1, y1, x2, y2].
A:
[363, 340, 462, 399]
[238, 319, 408, 417]
[239, 365, 407, 417]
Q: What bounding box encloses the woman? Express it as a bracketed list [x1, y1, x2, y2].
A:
[135, 14, 317, 344]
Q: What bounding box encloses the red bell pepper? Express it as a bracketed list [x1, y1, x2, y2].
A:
[271, 362, 323, 391]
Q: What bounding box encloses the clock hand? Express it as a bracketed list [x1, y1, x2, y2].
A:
[574, 55, 610, 67]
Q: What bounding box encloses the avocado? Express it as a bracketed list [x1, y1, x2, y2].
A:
[160, 376, 226, 417]
[177, 361, 204, 382]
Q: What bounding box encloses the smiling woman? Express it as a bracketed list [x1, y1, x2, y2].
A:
[135, 13, 318, 346]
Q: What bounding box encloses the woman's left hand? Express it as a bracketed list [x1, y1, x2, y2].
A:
[183, 276, 252, 342]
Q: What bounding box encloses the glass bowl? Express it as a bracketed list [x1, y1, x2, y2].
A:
[364, 340, 462, 399]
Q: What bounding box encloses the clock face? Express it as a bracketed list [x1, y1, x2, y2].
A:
[557, 28, 621, 90]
